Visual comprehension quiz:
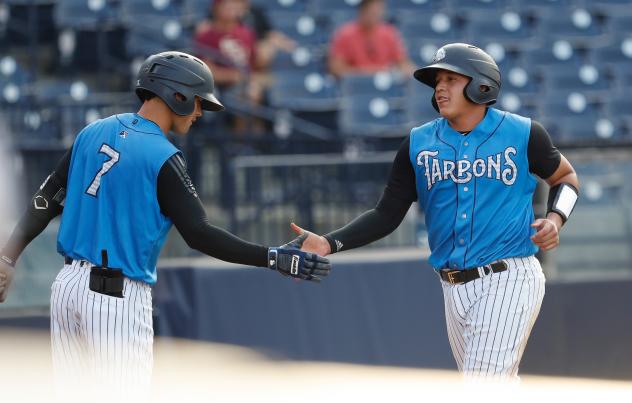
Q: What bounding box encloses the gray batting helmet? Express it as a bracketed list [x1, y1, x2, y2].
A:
[413, 43, 501, 112]
[135, 51, 224, 116]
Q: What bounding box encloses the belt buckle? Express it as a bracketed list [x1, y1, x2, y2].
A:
[446, 270, 460, 284]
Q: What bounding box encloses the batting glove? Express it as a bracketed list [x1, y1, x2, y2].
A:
[0, 256, 15, 303]
[268, 234, 331, 283]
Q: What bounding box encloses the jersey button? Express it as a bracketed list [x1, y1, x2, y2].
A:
[459, 238, 465, 245]
[463, 154, 468, 159]
[464, 141, 469, 146]
[462, 213, 467, 219]
[464, 186, 469, 192]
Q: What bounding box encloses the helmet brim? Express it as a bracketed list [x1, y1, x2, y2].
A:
[201, 92, 224, 112]
[413, 63, 473, 88]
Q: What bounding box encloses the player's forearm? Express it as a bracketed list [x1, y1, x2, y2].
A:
[182, 221, 269, 267]
[1, 174, 65, 263]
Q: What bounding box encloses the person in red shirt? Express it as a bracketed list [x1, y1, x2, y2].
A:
[194, 0, 257, 90]
[329, 0, 415, 78]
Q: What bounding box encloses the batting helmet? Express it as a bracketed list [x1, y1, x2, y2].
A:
[413, 43, 501, 112]
[135, 51, 224, 116]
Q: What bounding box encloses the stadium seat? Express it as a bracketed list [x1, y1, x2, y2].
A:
[310, 0, 361, 13]
[0, 56, 31, 86]
[406, 39, 453, 68]
[268, 12, 328, 46]
[389, 0, 446, 12]
[592, 0, 632, 17]
[126, 18, 191, 58]
[588, 37, 632, 66]
[543, 115, 623, 144]
[513, 0, 569, 16]
[340, 72, 408, 98]
[120, 0, 185, 25]
[252, 0, 307, 13]
[396, 12, 459, 42]
[523, 40, 582, 69]
[464, 11, 535, 49]
[540, 92, 600, 119]
[450, 0, 512, 13]
[269, 46, 325, 72]
[496, 92, 537, 117]
[603, 93, 632, 133]
[537, 8, 608, 47]
[544, 64, 610, 95]
[268, 71, 339, 111]
[339, 95, 409, 137]
[54, 0, 118, 29]
[406, 89, 440, 125]
[605, 15, 632, 35]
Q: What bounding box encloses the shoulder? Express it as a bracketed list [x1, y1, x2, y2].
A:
[410, 118, 441, 137]
[334, 22, 358, 39]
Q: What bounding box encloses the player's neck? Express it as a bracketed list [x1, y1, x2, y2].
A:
[446, 107, 487, 133]
[137, 100, 173, 136]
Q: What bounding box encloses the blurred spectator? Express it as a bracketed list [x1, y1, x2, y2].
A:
[237, 0, 296, 68]
[194, 0, 257, 93]
[328, 0, 414, 78]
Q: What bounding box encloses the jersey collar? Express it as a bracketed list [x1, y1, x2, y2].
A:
[437, 108, 506, 148]
[116, 113, 166, 136]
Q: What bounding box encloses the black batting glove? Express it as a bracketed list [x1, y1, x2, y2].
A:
[268, 234, 331, 283]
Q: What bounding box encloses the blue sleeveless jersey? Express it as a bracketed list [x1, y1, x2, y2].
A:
[57, 113, 178, 284]
[409, 108, 538, 270]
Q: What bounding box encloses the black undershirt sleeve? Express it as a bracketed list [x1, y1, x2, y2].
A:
[324, 137, 417, 253]
[157, 153, 269, 268]
[528, 120, 561, 179]
[1, 148, 72, 264]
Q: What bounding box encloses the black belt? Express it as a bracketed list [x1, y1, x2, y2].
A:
[64, 256, 124, 298]
[439, 261, 508, 285]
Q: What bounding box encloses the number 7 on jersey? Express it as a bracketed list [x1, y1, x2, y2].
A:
[86, 144, 120, 197]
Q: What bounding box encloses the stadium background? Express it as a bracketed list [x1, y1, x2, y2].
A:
[0, 0, 631, 384]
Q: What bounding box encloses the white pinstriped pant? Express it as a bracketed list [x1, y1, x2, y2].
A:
[440, 255, 546, 379]
[50, 260, 153, 394]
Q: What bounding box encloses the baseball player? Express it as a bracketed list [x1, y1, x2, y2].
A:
[0, 51, 330, 391]
[291, 43, 579, 379]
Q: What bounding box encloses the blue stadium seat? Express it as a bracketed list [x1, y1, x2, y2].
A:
[397, 12, 459, 42]
[54, 0, 118, 29]
[252, 0, 307, 12]
[268, 71, 338, 111]
[120, 0, 185, 24]
[389, 0, 446, 12]
[543, 115, 623, 144]
[513, 0, 569, 15]
[339, 95, 409, 137]
[0, 56, 31, 86]
[310, 0, 360, 13]
[592, 0, 632, 17]
[523, 40, 582, 69]
[406, 89, 440, 125]
[605, 15, 632, 35]
[340, 73, 408, 98]
[268, 12, 328, 45]
[464, 11, 535, 49]
[609, 63, 632, 90]
[502, 65, 540, 95]
[269, 46, 325, 72]
[450, 0, 512, 13]
[496, 92, 537, 117]
[406, 39, 451, 68]
[544, 64, 610, 95]
[539, 92, 600, 127]
[603, 93, 632, 133]
[537, 8, 607, 46]
[589, 37, 632, 66]
[126, 18, 191, 58]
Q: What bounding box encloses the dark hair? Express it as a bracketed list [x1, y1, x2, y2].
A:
[359, 0, 383, 10]
[136, 88, 156, 102]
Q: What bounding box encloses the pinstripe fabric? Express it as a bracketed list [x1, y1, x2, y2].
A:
[50, 261, 153, 393]
[440, 256, 545, 379]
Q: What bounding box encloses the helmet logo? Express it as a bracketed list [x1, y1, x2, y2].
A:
[432, 48, 446, 63]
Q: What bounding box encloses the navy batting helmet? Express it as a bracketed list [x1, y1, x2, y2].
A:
[135, 51, 224, 116]
[414, 43, 501, 112]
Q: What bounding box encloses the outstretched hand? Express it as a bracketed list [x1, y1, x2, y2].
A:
[289, 223, 332, 256]
[268, 232, 331, 283]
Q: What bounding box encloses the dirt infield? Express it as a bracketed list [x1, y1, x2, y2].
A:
[1, 330, 630, 402]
